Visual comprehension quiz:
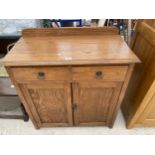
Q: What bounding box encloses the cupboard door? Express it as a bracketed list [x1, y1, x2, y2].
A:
[72, 82, 122, 126]
[137, 92, 155, 126]
[19, 82, 73, 127]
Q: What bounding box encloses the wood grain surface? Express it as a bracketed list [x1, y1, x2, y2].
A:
[72, 81, 123, 126]
[3, 28, 139, 66]
[19, 82, 73, 127]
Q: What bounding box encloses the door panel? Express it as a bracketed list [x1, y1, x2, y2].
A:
[72, 82, 122, 126]
[19, 82, 72, 127]
[138, 92, 155, 125]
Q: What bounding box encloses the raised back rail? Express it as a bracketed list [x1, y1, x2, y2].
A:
[22, 27, 119, 37]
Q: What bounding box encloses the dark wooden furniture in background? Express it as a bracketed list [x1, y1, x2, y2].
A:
[121, 20, 155, 128]
[3, 27, 139, 129]
[0, 36, 19, 57]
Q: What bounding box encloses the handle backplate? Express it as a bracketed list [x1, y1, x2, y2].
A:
[37, 72, 45, 80]
[95, 71, 103, 79]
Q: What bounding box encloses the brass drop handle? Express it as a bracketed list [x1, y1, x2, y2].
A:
[37, 72, 45, 80]
[95, 71, 103, 79]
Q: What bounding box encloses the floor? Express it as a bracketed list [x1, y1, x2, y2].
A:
[0, 110, 155, 135]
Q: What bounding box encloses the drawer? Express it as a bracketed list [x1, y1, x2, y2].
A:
[11, 67, 71, 82]
[72, 66, 128, 81]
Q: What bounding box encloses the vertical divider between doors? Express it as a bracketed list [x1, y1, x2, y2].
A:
[70, 82, 75, 126]
[71, 81, 79, 126]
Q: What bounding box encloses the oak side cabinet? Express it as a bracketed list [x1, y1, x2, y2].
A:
[3, 27, 140, 129]
[121, 20, 155, 128]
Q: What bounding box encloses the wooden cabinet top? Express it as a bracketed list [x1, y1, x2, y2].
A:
[3, 27, 140, 66]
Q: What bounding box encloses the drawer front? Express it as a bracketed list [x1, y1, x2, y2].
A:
[11, 67, 71, 82]
[11, 66, 128, 83]
[72, 66, 128, 81]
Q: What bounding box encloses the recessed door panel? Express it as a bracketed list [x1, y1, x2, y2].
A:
[72, 82, 122, 126]
[19, 82, 73, 127]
